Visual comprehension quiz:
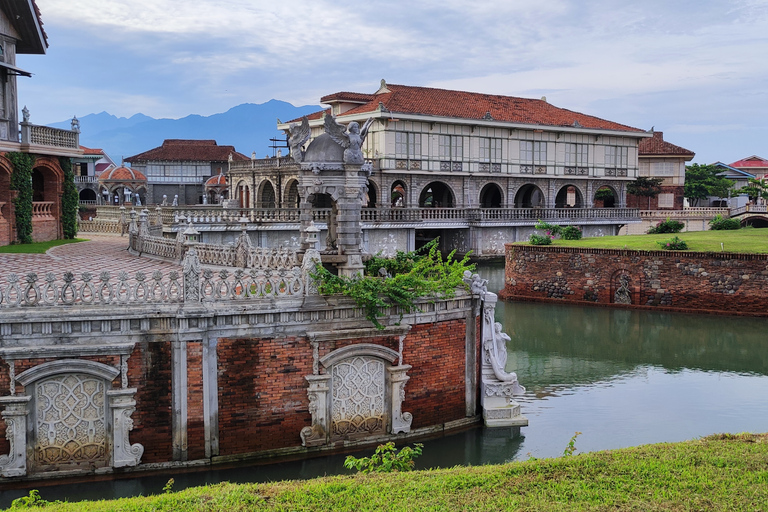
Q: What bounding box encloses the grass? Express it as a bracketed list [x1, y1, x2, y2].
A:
[519, 227, 768, 254]
[0, 238, 87, 254]
[12, 433, 768, 511]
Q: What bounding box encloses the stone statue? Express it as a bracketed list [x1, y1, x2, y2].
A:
[21, 106, 29, 123]
[287, 116, 311, 163]
[71, 116, 80, 133]
[202, 194, 208, 205]
[324, 115, 374, 165]
[162, 195, 168, 206]
[135, 195, 141, 206]
[614, 274, 632, 304]
[172, 194, 179, 207]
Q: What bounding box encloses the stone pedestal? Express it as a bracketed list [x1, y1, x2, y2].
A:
[0, 395, 31, 477]
[107, 388, 144, 468]
[387, 365, 413, 434]
[300, 374, 330, 447]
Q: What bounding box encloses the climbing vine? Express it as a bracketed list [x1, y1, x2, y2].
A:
[312, 239, 474, 329]
[8, 152, 33, 244]
[60, 157, 79, 239]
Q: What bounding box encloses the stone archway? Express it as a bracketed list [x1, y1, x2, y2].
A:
[419, 181, 454, 207]
[594, 186, 617, 208]
[365, 181, 377, 208]
[555, 184, 584, 208]
[284, 179, 300, 209]
[391, 180, 406, 207]
[258, 181, 276, 208]
[514, 184, 545, 208]
[480, 183, 503, 208]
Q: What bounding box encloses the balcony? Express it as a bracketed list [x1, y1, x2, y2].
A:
[18, 118, 82, 157]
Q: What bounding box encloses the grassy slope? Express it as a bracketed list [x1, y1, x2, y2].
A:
[517, 228, 768, 254]
[19, 434, 768, 511]
[0, 239, 87, 254]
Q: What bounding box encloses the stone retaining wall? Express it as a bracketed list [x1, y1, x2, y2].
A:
[501, 245, 768, 314]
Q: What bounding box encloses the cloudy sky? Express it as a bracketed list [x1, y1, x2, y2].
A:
[18, 0, 768, 164]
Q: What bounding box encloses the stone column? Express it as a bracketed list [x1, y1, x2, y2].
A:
[387, 365, 413, 434]
[107, 389, 144, 468]
[0, 395, 31, 477]
[202, 335, 219, 458]
[300, 374, 330, 447]
[171, 340, 188, 461]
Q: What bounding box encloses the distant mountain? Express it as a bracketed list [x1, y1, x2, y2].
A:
[49, 100, 322, 162]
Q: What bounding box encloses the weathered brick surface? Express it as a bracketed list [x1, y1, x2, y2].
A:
[502, 245, 768, 314]
[31, 217, 59, 243]
[186, 341, 205, 461]
[627, 185, 685, 210]
[129, 342, 173, 463]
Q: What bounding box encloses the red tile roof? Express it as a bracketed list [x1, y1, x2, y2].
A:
[320, 92, 375, 104]
[80, 145, 106, 156]
[125, 139, 249, 163]
[730, 156, 768, 168]
[99, 165, 147, 182]
[313, 83, 644, 133]
[638, 132, 694, 156]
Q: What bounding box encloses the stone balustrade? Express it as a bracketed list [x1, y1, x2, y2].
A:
[79, 219, 122, 234]
[21, 124, 79, 149]
[74, 176, 99, 183]
[639, 208, 731, 219]
[31, 202, 54, 217]
[730, 204, 767, 217]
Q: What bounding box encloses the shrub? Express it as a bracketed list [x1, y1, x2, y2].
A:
[648, 217, 684, 234]
[560, 226, 583, 240]
[657, 236, 688, 250]
[529, 234, 553, 245]
[709, 214, 741, 231]
[344, 442, 423, 473]
[534, 220, 561, 236]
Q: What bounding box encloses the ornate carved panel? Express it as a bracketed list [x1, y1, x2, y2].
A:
[34, 374, 107, 467]
[330, 356, 386, 439]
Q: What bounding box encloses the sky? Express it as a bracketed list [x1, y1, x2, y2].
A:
[17, 0, 768, 165]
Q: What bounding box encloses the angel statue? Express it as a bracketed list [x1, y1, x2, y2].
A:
[324, 115, 374, 165]
[287, 116, 311, 163]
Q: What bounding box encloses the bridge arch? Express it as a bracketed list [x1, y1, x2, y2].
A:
[741, 215, 768, 228]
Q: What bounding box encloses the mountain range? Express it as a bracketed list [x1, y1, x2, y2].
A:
[49, 100, 322, 163]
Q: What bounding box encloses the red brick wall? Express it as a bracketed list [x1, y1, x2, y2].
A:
[130, 342, 173, 463]
[502, 245, 768, 314]
[186, 341, 205, 461]
[627, 185, 684, 210]
[31, 217, 59, 243]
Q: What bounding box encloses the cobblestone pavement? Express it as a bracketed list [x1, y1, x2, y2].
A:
[0, 235, 181, 284]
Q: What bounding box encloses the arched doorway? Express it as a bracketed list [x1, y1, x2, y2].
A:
[79, 189, 97, 203]
[555, 184, 583, 208]
[514, 184, 545, 208]
[284, 180, 300, 209]
[32, 169, 45, 202]
[419, 182, 454, 207]
[365, 182, 377, 208]
[480, 183, 503, 208]
[594, 186, 616, 208]
[259, 181, 276, 208]
[391, 181, 406, 207]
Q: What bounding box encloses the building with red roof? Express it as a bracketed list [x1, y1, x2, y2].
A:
[630, 131, 695, 210]
[276, 80, 650, 221]
[0, 0, 84, 245]
[125, 139, 249, 205]
[729, 156, 768, 179]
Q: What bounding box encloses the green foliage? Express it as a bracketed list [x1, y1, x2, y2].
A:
[312, 239, 473, 329]
[647, 217, 684, 234]
[60, 157, 79, 239]
[164, 478, 175, 493]
[709, 214, 741, 231]
[344, 442, 423, 473]
[594, 187, 615, 201]
[737, 178, 768, 202]
[560, 226, 582, 240]
[11, 489, 62, 508]
[627, 176, 663, 208]
[685, 164, 735, 206]
[563, 431, 582, 457]
[529, 233, 553, 245]
[657, 236, 689, 250]
[0, 238, 86, 254]
[534, 220, 561, 236]
[8, 152, 33, 244]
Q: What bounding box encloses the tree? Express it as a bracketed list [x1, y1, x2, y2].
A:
[627, 177, 663, 209]
[60, 157, 79, 239]
[684, 164, 735, 207]
[737, 178, 768, 202]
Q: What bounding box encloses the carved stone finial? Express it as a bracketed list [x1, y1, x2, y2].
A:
[21, 106, 30, 123]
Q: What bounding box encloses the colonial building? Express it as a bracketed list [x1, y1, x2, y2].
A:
[0, 0, 83, 245]
[632, 131, 695, 210]
[125, 139, 249, 206]
[729, 155, 768, 179]
[73, 146, 115, 205]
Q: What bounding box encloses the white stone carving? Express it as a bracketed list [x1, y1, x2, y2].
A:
[0, 396, 31, 477]
[108, 389, 144, 467]
[300, 375, 330, 447]
[387, 365, 412, 434]
[331, 356, 386, 438]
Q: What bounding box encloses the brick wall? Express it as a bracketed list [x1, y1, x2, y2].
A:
[502, 245, 768, 314]
[627, 185, 684, 210]
[129, 342, 173, 463]
[31, 217, 59, 243]
[186, 341, 205, 461]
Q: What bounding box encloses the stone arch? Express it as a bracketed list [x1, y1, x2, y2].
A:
[365, 181, 378, 208]
[391, 180, 406, 207]
[514, 183, 545, 208]
[284, 179, 300, 209]
[419, 181, 455, 207]
[594, 185, 618, 208]
[742, 215, 768, 228]
[233, 179, 250, 208]
[610, 269, 634, 305]
[479, 182, 504, 208]
[258, 180, 276, 208]
[79, 189, 97, 202]
[555, 183, 584, 208]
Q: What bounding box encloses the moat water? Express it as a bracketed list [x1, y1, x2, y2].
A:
[2, 262, 767, 506]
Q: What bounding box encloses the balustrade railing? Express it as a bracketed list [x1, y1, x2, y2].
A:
[79, 219, 122, 234]
[74, 176, 99, 183]
[23, 124, 79, 149]
[730, 205, 767, 217]
[32, 202, 54, 217]
[639, 208, 730, 219]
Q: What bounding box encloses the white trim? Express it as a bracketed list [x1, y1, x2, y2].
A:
[16, 359, 119, 386]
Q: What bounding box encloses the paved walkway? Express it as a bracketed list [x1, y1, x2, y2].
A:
[0, 235, 180, 284]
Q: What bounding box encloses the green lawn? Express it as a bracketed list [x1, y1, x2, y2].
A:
[0, 238, 87, 254]
[13, 433, 768, 511]
[519, 227, 768, 254]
